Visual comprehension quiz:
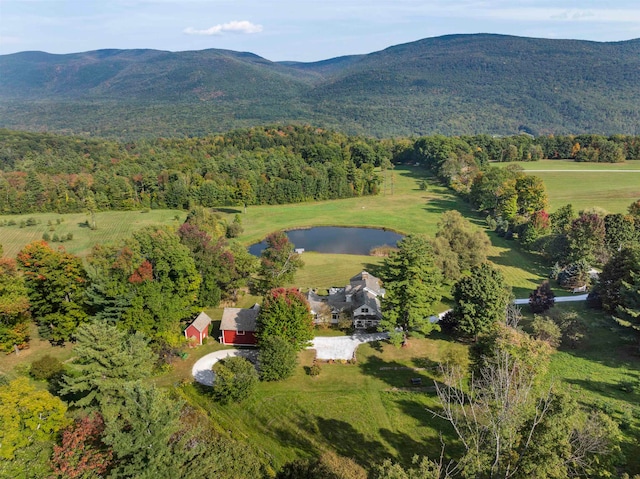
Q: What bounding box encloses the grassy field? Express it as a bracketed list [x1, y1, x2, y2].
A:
[178, 338, 468, 471]
[496, 160, 640, 213]
[0, 209, 186, 258]
[234, 167, 474, 245]
[163, 300, 640, 473]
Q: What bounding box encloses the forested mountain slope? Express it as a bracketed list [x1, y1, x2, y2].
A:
[1, 34, 639, 138]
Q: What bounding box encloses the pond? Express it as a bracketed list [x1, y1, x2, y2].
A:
[248, 226, 404, 256]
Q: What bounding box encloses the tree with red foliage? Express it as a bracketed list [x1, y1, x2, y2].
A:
[51, 413, 113, 479]
[259, 231, 303, 291]
[256, 288, 313, 351]
[127, 260, 153, 284]
[529, 280, 556, 314]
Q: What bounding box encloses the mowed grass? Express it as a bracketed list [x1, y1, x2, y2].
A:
[496, 160, 640, 213]
[235, 167, 474, 245]
[0, 209, 186, 258]
[178, 338, 468, 471]
[540, 303, 640, 471]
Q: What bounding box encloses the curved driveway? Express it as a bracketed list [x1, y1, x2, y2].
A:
[192, 295, 589, 384]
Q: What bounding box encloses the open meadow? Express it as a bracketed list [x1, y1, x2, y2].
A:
[0, 209, 186, 258]
[497, 160, 640, 213]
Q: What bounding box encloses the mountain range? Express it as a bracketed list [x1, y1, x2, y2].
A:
[1, 34, 639, 138]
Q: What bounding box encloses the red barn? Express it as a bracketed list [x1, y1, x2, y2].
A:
[219, 304, 260, 346]
[184, 311, 212, 346]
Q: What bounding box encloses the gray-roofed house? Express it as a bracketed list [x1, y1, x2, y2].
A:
[219, 303, 260, 346]
[307, 271, 385, 329]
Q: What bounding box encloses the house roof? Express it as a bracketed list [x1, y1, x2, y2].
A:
[349, 271, 384, 296]
[220, 304, 260, 332]
[189, 311, 212, 333]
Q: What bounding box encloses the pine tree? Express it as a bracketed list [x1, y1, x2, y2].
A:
[379, 234, 443, 346]
[61, 321, 156, 408]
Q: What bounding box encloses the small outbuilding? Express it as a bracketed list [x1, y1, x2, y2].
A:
[219, 304, 260, 346]
[184, 311, 212, 346]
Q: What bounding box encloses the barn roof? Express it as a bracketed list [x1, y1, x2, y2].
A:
[220, 304, 260, 332]
[189, 311, 212, 333]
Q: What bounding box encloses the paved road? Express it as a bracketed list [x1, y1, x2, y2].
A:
[513, 293, 588, 305]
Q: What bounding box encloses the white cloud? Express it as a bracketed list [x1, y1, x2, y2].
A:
[184, 20, 263, 36]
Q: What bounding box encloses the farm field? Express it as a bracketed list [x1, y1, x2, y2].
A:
[0, 209, 186, 258]
[496, 160, 640, 213]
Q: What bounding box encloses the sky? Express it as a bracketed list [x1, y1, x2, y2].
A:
[1, 0, 639, 62]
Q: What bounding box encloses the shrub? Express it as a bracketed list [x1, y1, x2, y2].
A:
[259, 336, 298, 382]
[529, 280, 555, 313]
[308, 361, 321, 377]
[30, 355, 65, 380]
[531, 316, 562, 348]
[212, 356, 258, 404]
[42, 232, 51, 241]
[26, 217, 37, 226]
[66, 233, 73, 241]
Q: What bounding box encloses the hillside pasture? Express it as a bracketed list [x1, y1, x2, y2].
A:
[497, 160, 640, 213]
[0, 209, 186, 258]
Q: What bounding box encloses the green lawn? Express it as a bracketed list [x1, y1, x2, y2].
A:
[0, 209, 186, 258]
[495, 160, 640, 213]
[178, 339, 468, 471]
[234, 167, 474, 245]
[542, 303, 640, 471]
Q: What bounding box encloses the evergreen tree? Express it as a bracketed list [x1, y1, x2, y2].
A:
[379, 234, 443, 346]
[101, 382, 182, 479]
[61, 321, 156, 408]
[598, 245, 640, 313]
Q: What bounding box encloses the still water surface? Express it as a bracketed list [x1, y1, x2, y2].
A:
[249, 226, 403, 256]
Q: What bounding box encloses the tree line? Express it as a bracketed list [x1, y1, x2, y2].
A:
[0, 126, 391, 214]
[1, 127, 639, 216]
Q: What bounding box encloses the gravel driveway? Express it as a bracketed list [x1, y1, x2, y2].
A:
[191, 349, 257, 386]
[309, 332, 389, 360]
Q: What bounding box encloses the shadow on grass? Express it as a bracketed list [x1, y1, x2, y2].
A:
[565, 377, 640, 406]
[212, 207, 242, 214]
[315, 417, 391, 468]
[358, 355, 435, 390]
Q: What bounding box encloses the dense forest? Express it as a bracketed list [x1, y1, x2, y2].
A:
[1, 34, 640, 138]
[0, 127, 639, 215]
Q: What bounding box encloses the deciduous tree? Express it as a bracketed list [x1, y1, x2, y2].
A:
[451, 263, 512, 340]
[257, 288, 314, 351]
[51, 413, 113, 479]
[0, 377, 68, 460]
[433, 211, 490, 281]
[0, 258, 30, 352]
[212, 356, 259, 404]
[259, 231, 303, 290]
